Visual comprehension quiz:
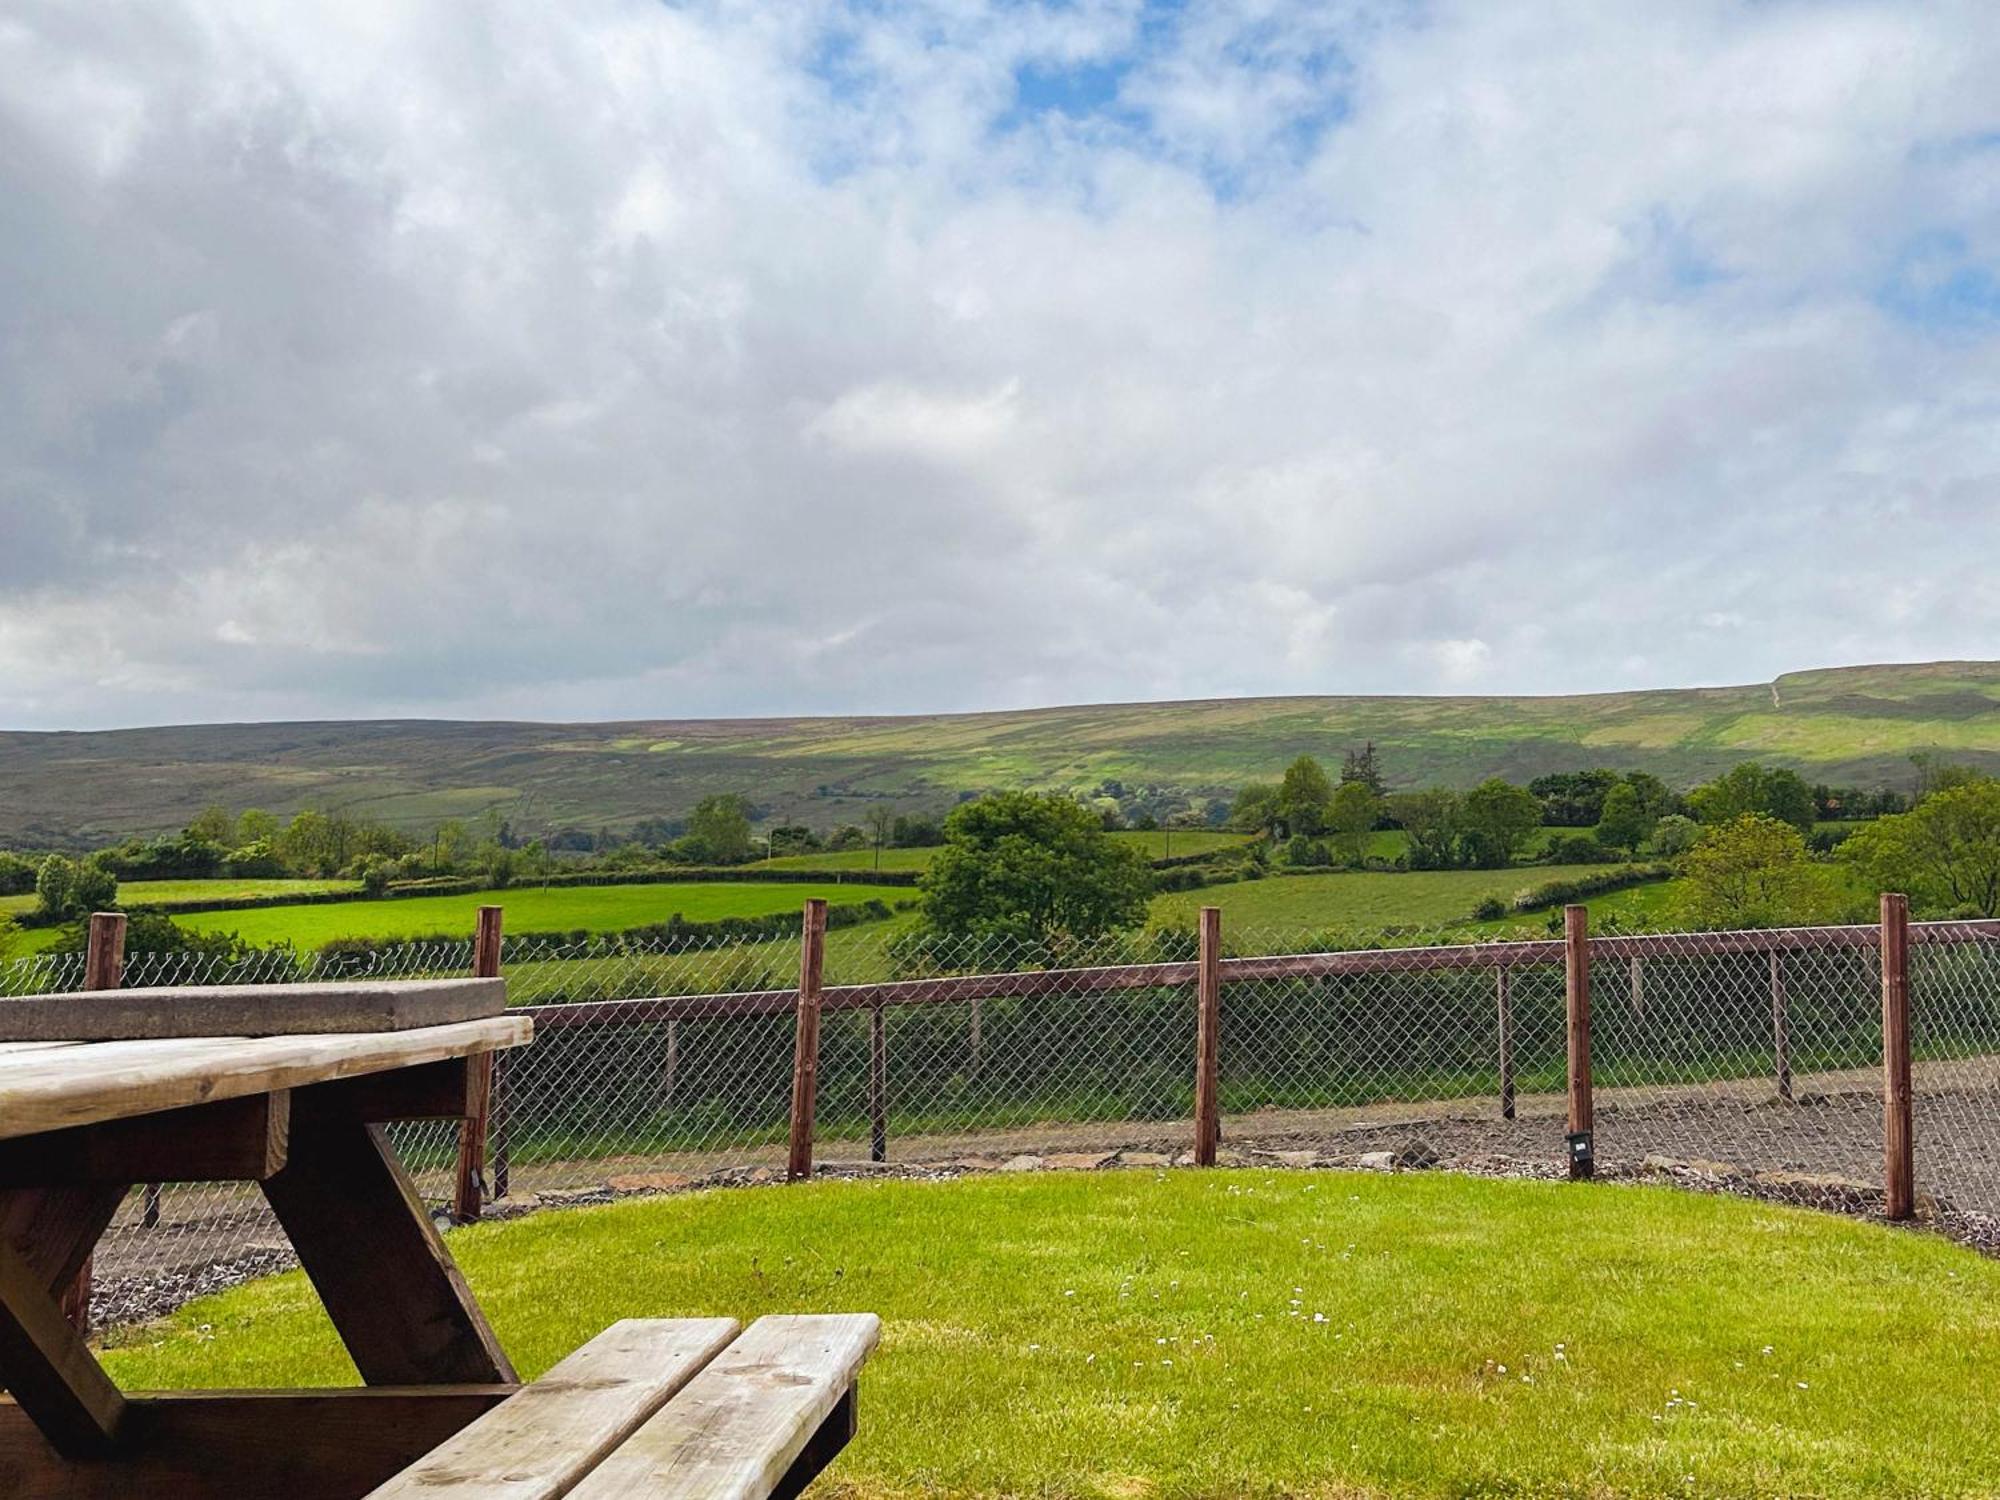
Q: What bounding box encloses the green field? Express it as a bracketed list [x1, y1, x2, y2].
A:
[104, 1172, 2000, 1497]
[173, 880, 913, 947]
[1152, 868, 1604, 932]
[4, 660, 1995, 844]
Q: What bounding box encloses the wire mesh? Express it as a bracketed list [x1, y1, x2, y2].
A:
[10, 909, 1997, 1329]
[1587, 929, 1891, 1210]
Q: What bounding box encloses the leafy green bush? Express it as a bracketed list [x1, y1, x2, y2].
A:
[1505, 863, 1672, 914]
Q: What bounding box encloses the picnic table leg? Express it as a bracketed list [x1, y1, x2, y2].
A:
[262, 1117, 516, 1385]
[770, 1387, 859, 1500]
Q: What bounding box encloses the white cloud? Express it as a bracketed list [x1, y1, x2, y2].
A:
[0, 0, 1997, 729]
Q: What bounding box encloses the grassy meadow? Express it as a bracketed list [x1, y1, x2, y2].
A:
[171, 879, 914, 947]
[103, 1171, 2000, 1498]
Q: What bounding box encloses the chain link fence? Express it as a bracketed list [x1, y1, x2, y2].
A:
[5, 905, 1997, 1327]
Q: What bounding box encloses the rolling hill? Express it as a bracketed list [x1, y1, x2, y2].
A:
[2, 661, 1997, 846]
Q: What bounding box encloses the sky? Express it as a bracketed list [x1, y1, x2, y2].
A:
[2, 0, 1998, 731]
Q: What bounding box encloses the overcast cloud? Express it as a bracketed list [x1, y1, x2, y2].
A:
[1, 0, 1997, 729]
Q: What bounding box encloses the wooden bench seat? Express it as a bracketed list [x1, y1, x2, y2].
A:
[366, 1314, 880, 1499]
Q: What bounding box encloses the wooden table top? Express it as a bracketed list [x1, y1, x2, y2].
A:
[0, 1015, 532, 1142]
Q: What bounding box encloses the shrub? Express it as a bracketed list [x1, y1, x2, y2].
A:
[1471, 896, 1507, 921]
[0, 851, 37, 895]
[1504, 863, 1673, 914]
[1540, 833, 1624, 865]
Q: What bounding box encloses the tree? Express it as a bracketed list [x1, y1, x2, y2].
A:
[433, 819, 474, 873]
[687, 795, 754, 863]
[1528, 769, 1620, 827]
[827, 824, 867, 851]
[1326, 780, 1381, 868]
[1911, 752, 1984, 802]
[1596, 782, 1656, 852]
[864, 806, 895, 870]
[1277, 755, 1335, 837]
[918, 792, 1151, 947]
[1686, 763, 1815, 833]
[1339, 742, 1386, 797]
[1840, 778, 2000, 917]
[1228, 783, 1282, 838]
[1674, 814, 1839, 929]
[1457, 779, 1542, 868]
[890, 814, 945, 848]
[0, 851, 36, 896]
[1649, 813, 1701, 856]
[1390, 788, 1460, 869]
[35, 855, 116, 921]
[237, 808, 279, 844]
[186, 805, 237, 846]
[278, 810, 351, 876]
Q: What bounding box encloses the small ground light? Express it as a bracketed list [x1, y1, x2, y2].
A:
[1567, 1131, 1594, 1180]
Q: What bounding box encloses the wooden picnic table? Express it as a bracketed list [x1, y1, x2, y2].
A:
[0, 1009, 533, 1498]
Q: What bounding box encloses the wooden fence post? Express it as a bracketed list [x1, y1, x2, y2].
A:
[63, 912, 128, 1330]
[1881, 892, 1914, 1221]
[1564, 905, 1593, 1180]
[1192, 906, 1222, 1166]
[453, 906, 503, 1223]
[1495, 965, 1515, 1121]
[1769, 949, 1793, 1103]
[868, 1003, 888, 1164]
[969, 998, 982, 1078]
[787, 899, 827, 1182]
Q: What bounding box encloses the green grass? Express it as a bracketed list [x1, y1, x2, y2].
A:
[146, 862, 1663, 956]
[123, 877, 361, 904]
[172, 880, 914, 947]
[103, 1172, 2000, 1497]
[762, 847, 941, 872]
[1152, 868, 1572, 932]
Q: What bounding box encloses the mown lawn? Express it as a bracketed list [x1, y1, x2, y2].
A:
[172, 880, 914, 947]
[103, 1171, 2000, 1498]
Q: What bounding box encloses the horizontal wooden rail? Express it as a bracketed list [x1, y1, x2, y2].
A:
[516, 918, 2000, 1029]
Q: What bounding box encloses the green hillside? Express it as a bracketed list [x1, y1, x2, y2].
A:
[2, 661, 1996, 845]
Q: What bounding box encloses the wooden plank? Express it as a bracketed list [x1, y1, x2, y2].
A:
[0, 1235, 127, 1456]
[0, 978, 505, 1043]
[0, 1093, 288, 1187]
[787, 901, 826, 1183]
[0, 1387, 512, 1500]
[0, 1187, 129, 1296]
[365, 1318, 740, 1499]
[566, 1313, 880, 1500]
[262, 1118, 516, 1386]
[0, 1014, 531, 1142]
[1192, 906, 1221, 1166]
[293, 1057, 484, 1125]
[1881, 892, 1914, 1221]
[1564, 905, 1592, 1180]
